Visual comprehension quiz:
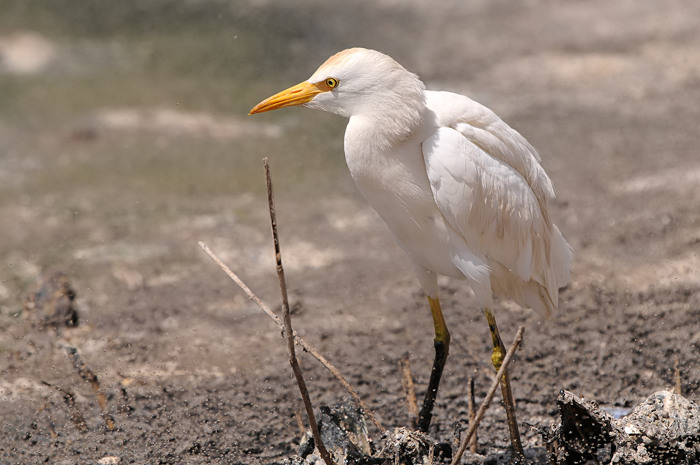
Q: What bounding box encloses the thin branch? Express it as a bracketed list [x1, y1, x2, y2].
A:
[41, 380, 88, 432]
[65, 346, 115, 431]
[399, 352, 418, 430]
[467, 375, 477, 453]
[198, 240, 385, 432]
[451, 326, 525, 465]
[264, 159, 334, 465]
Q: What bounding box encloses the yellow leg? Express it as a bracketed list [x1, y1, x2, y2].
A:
[417, 296, 451, 432]
[483, 308, 506, 370]
[484, 307, 525, 460]
[429, 296, 451, 348]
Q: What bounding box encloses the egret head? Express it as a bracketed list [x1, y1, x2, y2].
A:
[249, 48, 426, 130]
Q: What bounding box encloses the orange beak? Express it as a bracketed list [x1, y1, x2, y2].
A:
[249, 81, 326, 115]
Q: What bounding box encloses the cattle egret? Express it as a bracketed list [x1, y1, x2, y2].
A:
[250, 48, 573, 455]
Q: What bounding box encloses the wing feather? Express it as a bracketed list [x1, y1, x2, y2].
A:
[427, 91, 555, 223]
[423, 127, 546, 281]
[422, 94, 573, 314]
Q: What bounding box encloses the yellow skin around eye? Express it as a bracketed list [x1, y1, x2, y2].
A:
[323, 78, 339, 89]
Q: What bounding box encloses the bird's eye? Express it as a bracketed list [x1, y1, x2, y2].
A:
[325, 77, 339, 89]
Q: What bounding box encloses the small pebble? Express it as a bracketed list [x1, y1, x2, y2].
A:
[97, 457, 121, 465]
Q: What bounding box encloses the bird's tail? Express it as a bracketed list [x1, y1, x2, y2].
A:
[539, 224, 574, 315]
[521, 279, 557, 317]
[549, 224, 573, 291]
[491, 224, 573, 317]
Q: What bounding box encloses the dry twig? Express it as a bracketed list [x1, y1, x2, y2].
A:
[399, 352, 419, 429]
[41, 380, 88, 432]
[673, 354, 682, 395]
[451, 326, 525, 465]
[198, 242, 385, 432]
[467, 375, 477, 453]
[264, 159, 335, 465]
[66, 346, 115, 430]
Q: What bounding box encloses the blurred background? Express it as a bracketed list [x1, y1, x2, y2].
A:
[1, 1, 699, 463]
[0, 0, 354, 297]
[2, 0, 698, 310]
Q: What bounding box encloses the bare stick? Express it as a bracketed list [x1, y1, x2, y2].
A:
[264, 159, 335, 465]
[673, 354, 682, 395]
[399, 352, 418, 429]
[294, 410, 306, 437]
[41, 381, 88, 432]
[467, 375, 477, 453]
[198, 240, 385, 432]
[500, 368, 524, 460]
[199, 242, 280, 325]
[65, 346, 115, 431]
[451, 326, 525, 465]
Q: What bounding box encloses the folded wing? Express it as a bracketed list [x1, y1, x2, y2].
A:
[423, 92, 572, 315]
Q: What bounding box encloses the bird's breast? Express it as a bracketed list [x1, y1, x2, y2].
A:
[343, 120, 465, 279]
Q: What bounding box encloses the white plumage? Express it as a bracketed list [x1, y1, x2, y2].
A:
[252, 47, 571, 314]
[250, 47, 573, 440]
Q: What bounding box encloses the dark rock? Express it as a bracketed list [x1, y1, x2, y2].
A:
[23, 271, 79, 329]
[549, 390, 700, 464]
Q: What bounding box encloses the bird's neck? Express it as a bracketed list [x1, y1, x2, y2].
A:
[351, 69, 426, 147]
[343, 106, 433, 189]
[351, 96, 426, 154]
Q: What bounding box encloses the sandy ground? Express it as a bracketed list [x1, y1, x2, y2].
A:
[1, 1, 699, 463]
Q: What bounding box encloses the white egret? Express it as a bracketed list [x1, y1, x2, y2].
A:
[250, 48, 573, 455]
